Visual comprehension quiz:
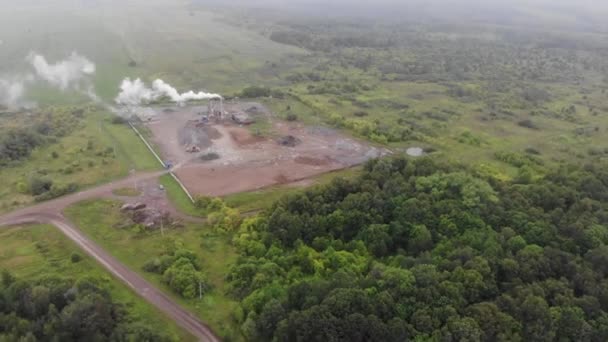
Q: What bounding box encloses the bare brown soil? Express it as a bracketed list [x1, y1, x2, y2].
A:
[295, 156, 331, 166]
[141, 103, 390, 197]
[229, 128, 265, 146]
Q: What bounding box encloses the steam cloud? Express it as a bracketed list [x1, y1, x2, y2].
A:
[27, 52, 96, 91]
[115, 78, 222, 106]
[0, 79, 27, 109]
[0, 52, 98, 110]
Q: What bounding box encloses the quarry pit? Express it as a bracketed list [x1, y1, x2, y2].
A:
[131, 101, 389, 197]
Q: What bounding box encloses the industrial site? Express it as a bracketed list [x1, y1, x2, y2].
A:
[130, 100, 389, 196]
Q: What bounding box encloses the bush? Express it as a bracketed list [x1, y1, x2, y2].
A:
[111, 116, 127, 124]
[240, 86, 272, 98]
[162, 258, 210, 299]
[208, 206, 241, 232]
[29, 177, 53, 196]
[34, 183, 78, 202]
[143, 255, 175, 274]
[525, 147, 541, 155]
[286, 113, 298, 121]
[518, 119, 540, 130]
[16, 182, 28, 194]
[194, 196, 212, 209]
[71, 252, 82, 263]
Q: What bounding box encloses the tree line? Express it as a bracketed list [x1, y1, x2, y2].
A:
[0, 271, 171, 341]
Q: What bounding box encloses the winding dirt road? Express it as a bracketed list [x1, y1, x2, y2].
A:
[0, 171, 219, 342]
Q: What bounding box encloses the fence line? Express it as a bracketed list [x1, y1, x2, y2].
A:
[128, 122, 195, 203]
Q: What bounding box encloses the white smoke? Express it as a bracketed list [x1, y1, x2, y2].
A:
[0, 80, 25, 109]
[0, 52, 100, 109]
[115, 78, 222, 106]
[0, 75, 35, 110]
[27, 52, 96, 91]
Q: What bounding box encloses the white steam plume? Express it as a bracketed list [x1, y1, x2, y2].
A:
[0, 80, 25, 109]
[28, 52, 96, 91]
[115, 78, 222, 106]
[1, 52, 99, 109]
[0, 75, 35, 110]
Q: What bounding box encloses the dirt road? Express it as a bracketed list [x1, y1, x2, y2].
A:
[0, 171, 219, 342]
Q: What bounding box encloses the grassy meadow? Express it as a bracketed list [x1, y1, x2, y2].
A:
[0, 110, 160, 213]
[64, 199, 241, 341]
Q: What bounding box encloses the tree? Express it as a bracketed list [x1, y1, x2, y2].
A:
[162, 258, 209, 299]
[520, 296, 555, 341]
[358, 224, 392, 257]
[408, 224, 432, 255]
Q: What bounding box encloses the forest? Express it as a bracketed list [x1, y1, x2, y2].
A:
[0, 271, 171, 341]
[227, 157, 608, 341]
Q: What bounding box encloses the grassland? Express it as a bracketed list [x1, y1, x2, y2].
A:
[64, 199, 241, 341]
[256, 75, 608, 182]
[0, 224, 194, 341]
[0, 1, 302, 107]
[159, 174, 203, 217]
[0, 110, 160, 213]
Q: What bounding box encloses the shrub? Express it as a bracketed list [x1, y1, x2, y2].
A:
[29, 177, 53, 196]
[16, 182, 28, 194]
[329, 114, 345, 127]
[162, 258, 210, 299]
[111, 116, 127, 124]
[145, 255, 175, 274]
[518, 119, 540, 130]
[240, 86, 272, 98]
[70, 252, 82, 263]
[194, 196, 212, 209]
[286, 113, 298, 121]
[525, 147, 541, 155]
[34, 183, 78, 202]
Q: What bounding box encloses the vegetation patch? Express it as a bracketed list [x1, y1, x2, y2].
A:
[0, 224, 191, 341]
[64, 200, 240, 340]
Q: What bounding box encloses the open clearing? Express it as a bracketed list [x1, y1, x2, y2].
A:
[136, 102, 389, 196]
[64, 199, 238, 340]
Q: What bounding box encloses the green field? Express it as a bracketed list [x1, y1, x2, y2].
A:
[0, 1, 302, 105]
[64, 199, 241, 341]
[159, 174, 203, 217]
[0, 110, 160, 213]
[0, 224, 193, 341]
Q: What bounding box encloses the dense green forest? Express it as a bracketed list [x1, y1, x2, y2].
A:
[228, 157, 608, 341]
[0, 271, 170, 341]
